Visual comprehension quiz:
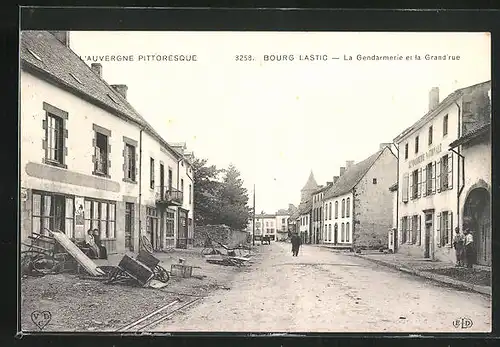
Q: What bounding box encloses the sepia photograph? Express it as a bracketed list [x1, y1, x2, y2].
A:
[19, 26, 491, 334]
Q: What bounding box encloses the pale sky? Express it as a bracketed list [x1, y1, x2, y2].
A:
[69, 31, 490, 214]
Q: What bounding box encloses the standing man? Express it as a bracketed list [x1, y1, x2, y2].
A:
[464, 226, 474, 268]
[290, 232, 302, 256]
[452, 227, 465, 267]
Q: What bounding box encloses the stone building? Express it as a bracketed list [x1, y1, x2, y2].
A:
[322, 145, 397, 249]
[393, 80, 490, 263]
[20, 31, 194, 254]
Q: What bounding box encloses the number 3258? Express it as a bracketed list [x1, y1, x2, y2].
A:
[235, 55, 253, 61]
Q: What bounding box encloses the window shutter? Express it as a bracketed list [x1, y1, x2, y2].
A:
[422, 166, 427, 197]
[436, 158, 441, 192]
[409, 173, 414, 200]
[449, 211, 453, 245]
[431, 162, 436, 194]
[417, 215, 422, 245]
[448, 153, 453, 190]
[42, 118, 47, 130]
[63, 128, 69, 139]
[436, 212, 441, 247]
[408, 217, 413, 244]
[123, 146, 128, 176]
[135, 152, 139, 178]
[418, 168, 422, 198]
[399, 218, 403, 244]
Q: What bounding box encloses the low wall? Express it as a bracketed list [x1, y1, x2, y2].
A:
[194, 224, 249, 248]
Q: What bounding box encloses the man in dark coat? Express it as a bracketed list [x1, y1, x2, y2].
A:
[290, 233, 302, 256]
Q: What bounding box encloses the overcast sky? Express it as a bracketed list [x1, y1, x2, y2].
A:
[69, 31, 490, 213]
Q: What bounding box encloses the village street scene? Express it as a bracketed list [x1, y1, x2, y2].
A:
[19, 31, 491, 333]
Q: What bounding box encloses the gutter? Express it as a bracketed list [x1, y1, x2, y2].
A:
[392, 142, 400, 252]
[138, 127, 145, 242]
[452, 101, 465, 230]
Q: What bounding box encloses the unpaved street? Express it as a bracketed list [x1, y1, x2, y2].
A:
[153, 242, 491, 333]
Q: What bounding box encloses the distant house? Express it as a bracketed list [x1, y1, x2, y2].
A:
[254, 213, 277, 241]
[275, 209, 291, 241]
[298, 199, 313, 244]
[322, 144, 397, 250]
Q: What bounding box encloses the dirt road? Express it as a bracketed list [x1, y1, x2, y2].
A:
[152, 242, 491, 333]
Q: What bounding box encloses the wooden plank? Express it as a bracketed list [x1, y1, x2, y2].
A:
[50, 230, 104, 276]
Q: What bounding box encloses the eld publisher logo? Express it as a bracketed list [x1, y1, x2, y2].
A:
[453, 317, 473, 329]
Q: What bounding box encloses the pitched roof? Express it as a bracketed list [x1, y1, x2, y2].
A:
[301, 170, 319, 191]
[276, 209, 290, 215]
[324, 148, 389, 200]
[20, 31, 181, 159]
[393, 80, 491, 143]
[449, 122, 490, 148]
[298, 199, 312, 215]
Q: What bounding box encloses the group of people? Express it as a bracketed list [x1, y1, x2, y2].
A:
[453, 225, 475, 268]
[85, 228, 108, 259]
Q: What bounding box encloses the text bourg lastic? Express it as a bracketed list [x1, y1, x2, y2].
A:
[254, 54, 460, 62]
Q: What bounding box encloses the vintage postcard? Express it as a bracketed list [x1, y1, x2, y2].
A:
[19, 28, 491, 334]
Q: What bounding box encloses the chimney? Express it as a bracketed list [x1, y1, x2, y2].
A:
[429, 87, 439, 111]
[333, 176, 339, 184]
[339, 167, 346, 176]
[91, 63, 102, 78]
[379, 143, 392, 151]
[111, 84, 128, 99]
[327, 181, 333, 186]
[345, 160, 354, 169]
[49, 31, 70, 47]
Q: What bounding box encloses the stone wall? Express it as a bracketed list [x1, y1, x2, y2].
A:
[194, 224, 249, 248]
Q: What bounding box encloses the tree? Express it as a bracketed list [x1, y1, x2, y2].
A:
[218, 164, 251, 230]
[192, 157, 223, 226]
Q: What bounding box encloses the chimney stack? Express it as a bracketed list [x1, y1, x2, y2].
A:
[49, 31, 70, 47]
[91, 63, 102, 78]
[345, 160, 354, 169]
[379, 143, 392, 151]
[333, 176, 339, 184]
[429, 87, 440, 111]
[339, 167, 346, 176]
[111, 84, 128, 99]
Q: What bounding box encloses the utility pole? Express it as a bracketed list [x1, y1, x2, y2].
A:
[252, 184, 256, 246]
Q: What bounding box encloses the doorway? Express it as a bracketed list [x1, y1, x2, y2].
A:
[464, 187, 491, 266]
[424, 212, 433, 259]
[334, 224, 338, 245]
[177, 209, 188, 249]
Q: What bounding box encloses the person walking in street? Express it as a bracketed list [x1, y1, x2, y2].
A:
[452, 227, 465, 267]
[290, 232, 302, 256]
[464, 226, 475, 268]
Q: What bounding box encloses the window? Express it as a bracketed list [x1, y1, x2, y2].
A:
[373, 178, 377, 184]
[438, 154, 453, 191]
[150, 158, 155, 189]
[328, 202, 332, 220]
[45, 113, 65, 165]
[93, 126, 110, 176]
[335, 201, 338, 219]
[324, 204, 328, 220]
[32, 192, 74, 238]
[463, 101, 472, 113]
[84, 199, 116, 239]
[123, 141, 137, 182]
[346, 222, 350, 242]
[402, 173, 409, 202]
[428, 125, 433, 145]
[334, 224, 338, 243]
[346, 198, 350, 218]
[146, 207, 159, 246]
[404, 143, 409, 159]
[341, 223, 345, 242]
[328, 224, 332, 242]
[189, 184, 192, 204]
[341, 199, 345, 218]
[415, 136, 419, 153]
[438, 211, 453, 246]
[282, 218, 285, 224]
[411, 215, 419, 244]
[266, 221, 269, 227]
[443, 114, 449, 136]
[181, 178, 184, 193]
[411, 169, 419, 199]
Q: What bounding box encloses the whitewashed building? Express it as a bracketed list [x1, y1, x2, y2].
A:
[393, 81, 490, 263]
[20, 31, 194, 254]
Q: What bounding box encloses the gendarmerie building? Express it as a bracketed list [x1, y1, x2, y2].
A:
[393, 80, 490, 263]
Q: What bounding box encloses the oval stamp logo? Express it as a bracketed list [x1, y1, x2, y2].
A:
[453, 317, 473, 329]
[31, 310, 52, 330]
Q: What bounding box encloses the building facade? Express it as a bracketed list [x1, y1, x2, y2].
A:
[323, 147, 397, 249]
[449, 86, 491, 266]
[20, 31, 194, 254]
[298, 200, 312, 244]
[393, 81, 490, 263]
[275, 209, 290, 241]
[254, 213, 277, 241]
